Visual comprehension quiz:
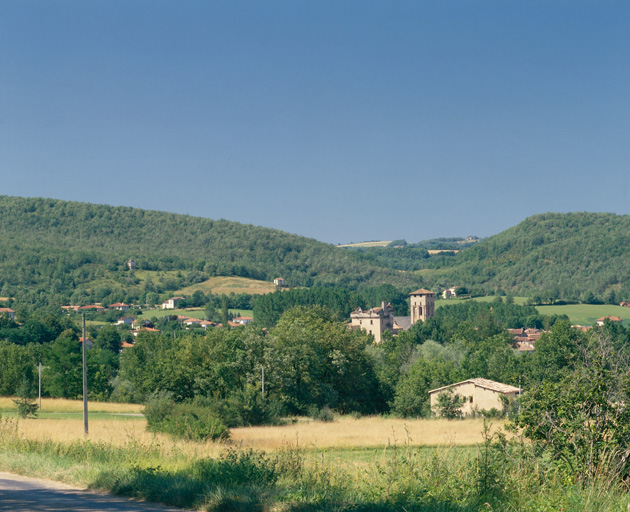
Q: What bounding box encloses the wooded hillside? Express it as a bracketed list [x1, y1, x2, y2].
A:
[408, 212, 630, 302]
[0, 196, 420, 308]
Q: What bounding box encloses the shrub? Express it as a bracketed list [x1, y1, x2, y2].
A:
[144, 393, 229, 441]
[309, 405, 334, 422]
[13, 378, 38, 419]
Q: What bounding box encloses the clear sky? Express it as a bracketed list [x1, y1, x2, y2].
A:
[2, 1, 629, 244]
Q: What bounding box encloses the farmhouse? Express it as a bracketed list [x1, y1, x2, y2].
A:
[442, 286, 459, 299]
[596, 316, 623, 326]
[0, 307, 15, 321]
[162, 296, 185, 309]
[273, 277, 285, 287]
[429, 378, 520, 417]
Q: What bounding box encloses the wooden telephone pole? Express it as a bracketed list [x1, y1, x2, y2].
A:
[82, 312, 88, 435]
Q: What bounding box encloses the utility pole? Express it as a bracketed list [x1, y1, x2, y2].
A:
[82, 312, 88, 435]
[38, 362, 42, 410]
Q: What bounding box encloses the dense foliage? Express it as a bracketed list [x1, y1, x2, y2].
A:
[0, 299, 572, 425]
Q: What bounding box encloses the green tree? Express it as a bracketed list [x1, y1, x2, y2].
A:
[514, 331, 630, 480]
[267, 306, 382, 414]
[45, 334, 82, 399]
[95, 325, 122, 354]
[434, 389, 464, 419]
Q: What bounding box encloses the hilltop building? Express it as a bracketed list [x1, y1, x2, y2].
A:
[350, 289, 435, 343]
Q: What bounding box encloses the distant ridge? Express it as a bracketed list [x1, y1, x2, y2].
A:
[419, 212, 630, 301]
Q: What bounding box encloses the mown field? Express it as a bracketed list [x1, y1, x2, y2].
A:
[175, 276, 278, 296]
[143, 307, 253, 321]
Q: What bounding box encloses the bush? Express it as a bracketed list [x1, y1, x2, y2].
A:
[13, 378, 37, 419]
[144, 393, 229, 441]
[309, 405, 334, 422]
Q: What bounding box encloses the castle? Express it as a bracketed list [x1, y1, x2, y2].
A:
[350, 288, 435, 342]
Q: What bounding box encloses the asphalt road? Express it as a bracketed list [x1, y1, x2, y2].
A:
[0, 472, 187, 512]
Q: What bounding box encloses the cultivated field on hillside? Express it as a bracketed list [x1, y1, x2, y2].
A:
[176, 276, 277, 296]
[144, 307, 253, 320]
[435, 296, 630, 326]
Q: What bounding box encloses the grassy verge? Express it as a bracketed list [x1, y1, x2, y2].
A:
[2, 412, 630, 511]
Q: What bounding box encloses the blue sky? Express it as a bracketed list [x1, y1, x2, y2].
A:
[2, 1, 629, 244]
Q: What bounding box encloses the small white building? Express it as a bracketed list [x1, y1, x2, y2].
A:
[162, 296, 185, 309]
[273, 277, 285, 287]
[442, 286, 459, 299]
[233, 316, 253, 325]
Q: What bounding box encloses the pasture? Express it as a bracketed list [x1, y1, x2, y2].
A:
[536, 303, 630, 326]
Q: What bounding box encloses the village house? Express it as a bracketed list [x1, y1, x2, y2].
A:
[596, 316, 623, 326]
[233, 316, 254, 325]
[116, 316, 134, 326]
[442, 286, 459, 299]
[429, 378, 520, 417]
[78, 336, 93, 349]
[0, 307, 15, 321]
[273, 277, 285, 287]
[78, 305, 105, 313]
[108, 302, 130, 311]
[162, 296, 185, 309]
[507, 327, 543, 351]
[132, 319, 154, 329]
[127, 259, 137, 270]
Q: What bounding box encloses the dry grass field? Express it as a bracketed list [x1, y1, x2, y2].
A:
[0, 397, 143, 414]
[230, 416, 500, 450]
[1, 397, 503, 457]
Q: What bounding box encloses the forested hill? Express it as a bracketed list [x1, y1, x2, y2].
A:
[420, 212, 630, 301]
[0, 196, 420, 308]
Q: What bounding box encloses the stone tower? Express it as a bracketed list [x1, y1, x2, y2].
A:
[410, 288, 435, 325]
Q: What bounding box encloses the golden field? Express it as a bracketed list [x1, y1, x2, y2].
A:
[1, 398, 503, 456]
